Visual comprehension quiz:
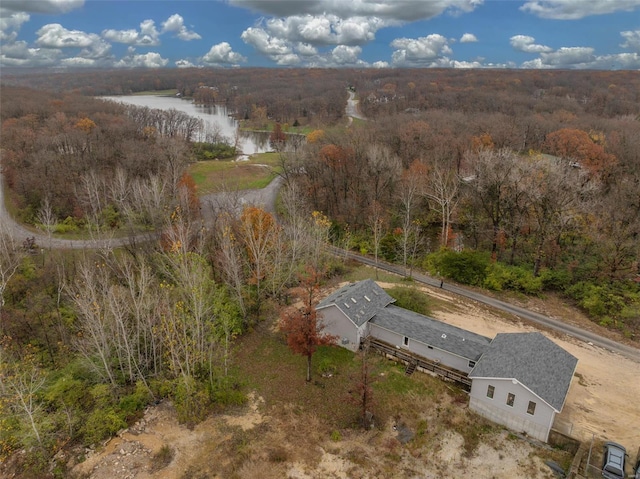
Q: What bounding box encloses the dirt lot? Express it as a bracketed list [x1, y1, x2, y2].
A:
[418, 285, 640, 451]
[67, 280, 639, 479]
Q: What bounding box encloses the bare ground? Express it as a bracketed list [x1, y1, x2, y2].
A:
[62, 280, 640, 479]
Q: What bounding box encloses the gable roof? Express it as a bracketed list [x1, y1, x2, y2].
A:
[316, 279, 394, 327]
[370, 305, 492, 361]
[469, 332, 578, 411]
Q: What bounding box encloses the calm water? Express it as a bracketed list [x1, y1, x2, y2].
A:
[100, 95, 271, 156]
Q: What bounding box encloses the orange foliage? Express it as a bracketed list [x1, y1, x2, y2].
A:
[471, 133, 494, 151]
[74, 117, 96, 133]
[545, 128, 616, 176]
[306, 129, 325, 144]
[177, 173, 200, 217]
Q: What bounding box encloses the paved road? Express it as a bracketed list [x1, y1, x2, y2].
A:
[334, 248, 640, 363]
[346, 91, 367, 122]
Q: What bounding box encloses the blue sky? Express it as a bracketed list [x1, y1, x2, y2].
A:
[1, 0, 639, 69]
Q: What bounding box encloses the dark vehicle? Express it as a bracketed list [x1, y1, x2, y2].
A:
[602, 442, 627, 479]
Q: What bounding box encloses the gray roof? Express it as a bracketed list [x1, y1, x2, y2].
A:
[370, 305, 492, 361]
[316, 279, 394, 327]
[469, 332, 578, 411]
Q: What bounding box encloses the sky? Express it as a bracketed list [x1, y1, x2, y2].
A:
[1, 0, 639, 70]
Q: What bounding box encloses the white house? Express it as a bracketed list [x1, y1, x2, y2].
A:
[317, 280, 578, 443]
[468, 332, 578, 442]
[316, 279, 395, 352]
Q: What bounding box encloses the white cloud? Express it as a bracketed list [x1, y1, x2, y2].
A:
[36, 23, 98, 48]
[1, 0, 83, 14]
[230, 0, 482, 22]
[102, 19, 162, 46]
[372, 60, 389, 68]
[331, 45, 362, 64]
[259, 14, 381, 46]
[0, 11, 29, 42]
[620, 30, 640, 53]
[175, 59, 196, 68]
[0, 44, 61, 66]
[521, 0, 640, 19]
[539, 46, 595, 65]
[201, 42, 247, 65]
[510, 35, 553, 53]
[240, 27, 293, 62]
[274, 52, 301, 65]
[460, 33, 477, 43]
[390, 34, 452, 66]
[295, 42, 318, 56]
[161, 14, 201, 41]
[114, 51, 169, 68]
[60, 56, 96, 67]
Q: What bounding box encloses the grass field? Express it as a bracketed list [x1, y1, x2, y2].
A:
[132, 89, 179, 96]
[189, 152, 282, 194]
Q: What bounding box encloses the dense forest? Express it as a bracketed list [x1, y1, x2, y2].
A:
[1, 68, 639, 477]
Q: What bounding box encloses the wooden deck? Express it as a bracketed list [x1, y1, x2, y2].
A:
[369, 339, 472, 390]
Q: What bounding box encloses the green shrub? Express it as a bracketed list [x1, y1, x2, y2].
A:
[54, 216, 80, 233]
[567, 282, 626, 319]
[81, 407, 126, 445]
[118, 381, 152, 420]
[483, 263, 543, 295]
[425, 249, 490, 286]
[173, 376, 211, 425]
[386, 286, 431, 316]
[210, 375, 246, 407]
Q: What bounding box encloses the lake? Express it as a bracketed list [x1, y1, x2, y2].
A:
[100, 95, 271, 156]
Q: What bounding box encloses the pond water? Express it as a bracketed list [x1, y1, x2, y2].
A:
[100, 95, 271, 156]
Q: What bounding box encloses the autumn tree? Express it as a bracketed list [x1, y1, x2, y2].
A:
[544, 128, 617, 177]
[269, 122, 287, 151]
[279, 268, 336, 382]
[239, 206, 279, 319]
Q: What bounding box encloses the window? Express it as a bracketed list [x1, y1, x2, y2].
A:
[403, 336, 409, 346]
[527, 401, 536, 415]
[506, 393, 515, 407]
[486, 385, 495, 399]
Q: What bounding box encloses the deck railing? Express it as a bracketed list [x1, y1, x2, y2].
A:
[369, 339, 472, 390]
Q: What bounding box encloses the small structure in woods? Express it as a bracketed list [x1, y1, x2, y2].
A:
[317, 279, 578, 443]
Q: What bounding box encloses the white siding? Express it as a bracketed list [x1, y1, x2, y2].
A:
[318, 305, 360, 352]
[369, 323, 473, 372]
[469, 378, 555, 442]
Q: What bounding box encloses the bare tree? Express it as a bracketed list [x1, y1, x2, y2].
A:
[367, 202, 387, 279]
[0, 222, 23, 321]
[36, 195, 57, 251]
[397, 160, 427, 275]
[424, 158, 460, 248]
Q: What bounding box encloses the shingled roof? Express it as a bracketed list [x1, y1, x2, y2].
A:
[469, 332, 578, 412]
[316, 279, 394, 327]
[370, 305, 492, 361]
